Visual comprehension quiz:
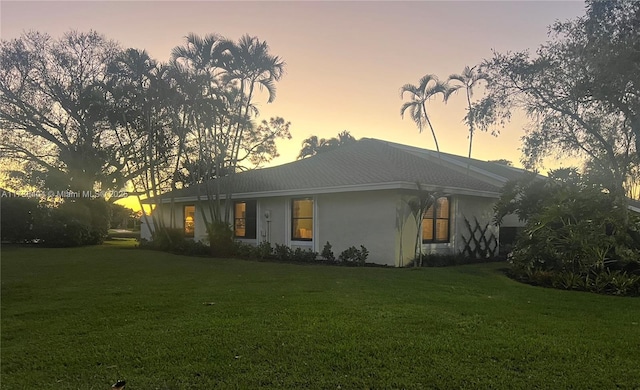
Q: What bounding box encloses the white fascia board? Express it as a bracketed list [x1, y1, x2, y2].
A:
[159, 181, 500, 204]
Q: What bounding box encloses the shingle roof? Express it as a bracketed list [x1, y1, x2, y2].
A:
[154, 138, 510, 202]
[381, 139, 536, 184]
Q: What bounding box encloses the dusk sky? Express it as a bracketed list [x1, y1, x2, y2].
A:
[1, 1, 587, 170]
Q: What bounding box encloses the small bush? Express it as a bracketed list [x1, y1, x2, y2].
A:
[149, 228, 186, 251]
[234, 241, 257, 259]
[321, 241, 335, 262]
[339, 245, 369, 266]
[0, 197, 40, 243]
[208, 221, 234, 257]
[180, 239, 211, 256]
[234, 241, 274, 260]
[36, 217, 91, 247]
[274, 244, 292, 261]
[511, 266, 640, 297]
[293, 247, 318, 262]
[142, 228, 210, 256]
[256, 241, 274, 259]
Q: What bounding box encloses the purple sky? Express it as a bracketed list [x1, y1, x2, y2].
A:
[1, 1, 587, 169]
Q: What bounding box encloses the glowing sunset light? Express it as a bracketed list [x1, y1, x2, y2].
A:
[1, 1, 586, 172]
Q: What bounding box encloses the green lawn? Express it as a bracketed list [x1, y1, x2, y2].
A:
[2, 241, 639, 389]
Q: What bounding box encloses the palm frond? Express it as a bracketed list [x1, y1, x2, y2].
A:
[418, 74, 439, 91]
[400, 101, 417, 118]
[399, 83, 419, 99]
[258, 78, 276, 103]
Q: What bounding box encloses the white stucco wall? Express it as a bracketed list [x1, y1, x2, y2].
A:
[395, 193, 499, 265]
[316, 191, 398, 266]
[256, 197, 287, 245]
[147, 190, 499, 267]
[454, 195, 499, 257]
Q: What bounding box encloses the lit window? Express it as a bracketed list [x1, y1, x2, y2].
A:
[234, 200, 257, 239]
[422, 197, 450, 243]
[292, 198, 313, 241]
[184, 205, 195, 237]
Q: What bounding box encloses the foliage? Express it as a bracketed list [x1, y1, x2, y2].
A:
[105, 47, 181, 213]
[42, 199, 110, 247]
[0, 30, 126, 192]
[141, 227, 210, 256]
[170, 33, 289, 227]
[0, 197, 110, 247]
[445, 65, 492, 166]
[35, 215, 91, 248]
[487, 159, 512, 166]
[255, 240, 274, 259]
[405, 183, 440, 267]
[321, 241, 335, 261]
[207, 221, 235, 257]
[292, 247, 318, 262]
[475, 0, 639, 198]
[297, 130, 356, 159]
[1, 30, 290, 238]
[338, 245, 369, 266]
[496, 170, 640, 296]
[265, 243, 320, 263]
[0, 196, 39, 243]
[108, 203, 138, 229]
[400, 74, 448, 155]
[234, 240, 274, 260]
[273, 243, 292, 261]
[147, 227, 187, 251]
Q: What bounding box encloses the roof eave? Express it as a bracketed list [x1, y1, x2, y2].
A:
[153, 181, 500, 204]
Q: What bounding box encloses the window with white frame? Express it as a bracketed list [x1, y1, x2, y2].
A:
[291, 198, 313, 241]
[234, 200, 257, 239]
[184, 205, 195, 238]
[422, 197, 450, 243]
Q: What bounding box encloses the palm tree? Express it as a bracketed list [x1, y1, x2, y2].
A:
[446, 65, 488, 170]
[336, 130, 356, 144]
[400, 74, 448, 157]
[406, 182, 439, 268]
[298, 135, 326, 159]
[224, 35, 285, 221]
[297, 130, 356, 159]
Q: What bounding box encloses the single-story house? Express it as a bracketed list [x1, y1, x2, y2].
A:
[142, 138, 534, 266]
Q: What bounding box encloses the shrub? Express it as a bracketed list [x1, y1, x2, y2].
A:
[0, 197, 40, 243]
[234, 241, 257, 259]
[180, 239, 211, 256]
[321, 241, 335, 262]
[36, 216, 91, 247]
[274, 244, 292, 261]
[293, 247, 318, 262]
[496, 169, 640, 296]
[1, 197, 110, 247]
[256, 241, 274, 259]
[233, 241, 273, 260]
[339, 245, 369, 266]
[82, 198, 110, 245]
[142, 227, 210, 256]
[207, 221, 234, 257]
[149, 227, 186, 251]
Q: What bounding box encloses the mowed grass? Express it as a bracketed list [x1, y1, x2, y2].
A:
[2, 241, 639, 389]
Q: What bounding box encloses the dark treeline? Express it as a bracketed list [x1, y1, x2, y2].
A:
[0, 30, 291, 235]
